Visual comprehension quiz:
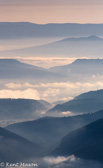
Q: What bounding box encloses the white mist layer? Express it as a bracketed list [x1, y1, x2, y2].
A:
[38, 155, 103, 168]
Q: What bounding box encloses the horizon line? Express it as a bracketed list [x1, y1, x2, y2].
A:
[0, 21, 103, 25]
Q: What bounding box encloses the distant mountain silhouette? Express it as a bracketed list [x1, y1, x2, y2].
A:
[48, 89, 103, 114]
[0, 59, 65, 82]
[59, 35, 102, 42]
[0, 127, 42, 162]
[52, 118, 103, 163]
[4, 35, 103, 58]
[0, 98, 47, 120]
[1, 22, 103, 39]
[75, 89, 103, 100]
[49, 59, 103, 75]
[6, 110, 103, 153]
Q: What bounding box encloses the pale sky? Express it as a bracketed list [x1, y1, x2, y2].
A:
[0, 0, 103, 23]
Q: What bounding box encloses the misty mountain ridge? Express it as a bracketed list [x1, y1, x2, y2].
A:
[75, 89, 103, 100]
[6, 109, 103, 154]
[0, 59, 43, 70]
[49, 58, 103, 75]
[3, 34, 103, 58]
[48, 89, 103, 114]
[0, 59, 66, 82]
[1, 22, 103, 39]
[58, 35, 102, 42]
[52, 118, 103, 163]
[0, 98, 48, 120]
[0, 127, 42, 162]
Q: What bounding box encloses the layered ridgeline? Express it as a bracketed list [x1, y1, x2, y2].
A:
[6, 110, 103, 153]
[0, 127, 42, 162]
[3, 35, 103, 58]
[1, 59, 103, 82]
[52, 119, 103, 163]
[0, 59, 65, 82]
[49, 59, 103, 75]
[0, 98, 51, 120]
[1, 22, 103, 39]
[48, 89, 103, 115]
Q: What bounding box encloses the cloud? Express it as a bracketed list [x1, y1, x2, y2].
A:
[0, 88, 40, 100]
[38, 155, 103, 168]
[5, 83, 32, 89]
[43, 156, 72, 165]
[19, 57, 76, 69]
[0, 56, 76, 69]
[4, 78, 103, 102]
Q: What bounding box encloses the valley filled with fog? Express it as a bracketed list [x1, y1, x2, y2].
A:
[0, 22, 103, 168]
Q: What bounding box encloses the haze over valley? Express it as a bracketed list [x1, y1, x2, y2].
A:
[1, 0, 103, 167]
